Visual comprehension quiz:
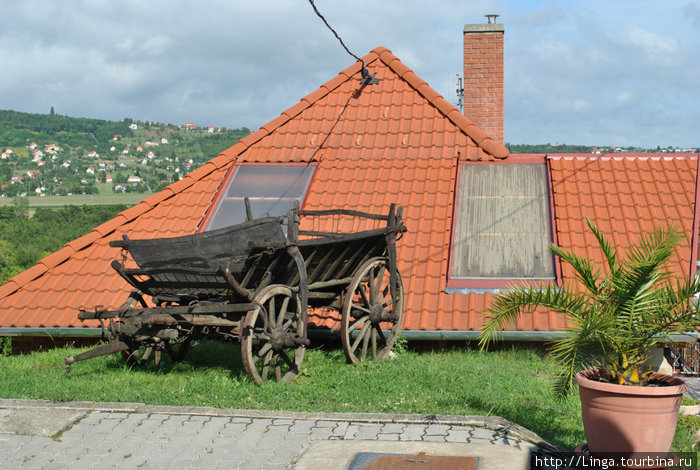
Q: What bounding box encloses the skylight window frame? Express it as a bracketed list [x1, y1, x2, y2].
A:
[446, 156, 562, 292]
[200, 162, 316, 232]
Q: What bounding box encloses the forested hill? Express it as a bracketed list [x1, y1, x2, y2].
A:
[0, 109, 251, 196]
[0, 109, 250, 160]
[0, 110, 132, 151]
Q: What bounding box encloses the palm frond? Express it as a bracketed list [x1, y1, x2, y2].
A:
[549, 243, 603, 296]
[584, 216, 618, 273]
[478, 285, 591, 348]
[548, 313, 615, 397]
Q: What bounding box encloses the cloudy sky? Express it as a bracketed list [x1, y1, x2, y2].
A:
[1, 0, 698, 148]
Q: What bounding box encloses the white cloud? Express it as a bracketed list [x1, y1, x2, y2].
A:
[0, 0, 698, 148]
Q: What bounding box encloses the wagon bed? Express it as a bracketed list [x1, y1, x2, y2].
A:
[67, 203, 406, 384]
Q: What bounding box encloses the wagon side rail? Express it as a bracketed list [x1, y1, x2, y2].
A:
[288, 204, 406, 310]
[291, 205, 405, 242]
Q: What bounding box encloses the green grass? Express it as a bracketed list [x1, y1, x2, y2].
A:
[0, 342, 696, 453]
[0, 193, 153, 207]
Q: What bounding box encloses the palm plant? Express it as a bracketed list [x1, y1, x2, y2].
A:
[478, 217, 700, 397]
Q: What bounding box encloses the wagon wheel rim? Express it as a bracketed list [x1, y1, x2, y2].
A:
[341, 257, 404, 365]
[241, 285, 306, 385]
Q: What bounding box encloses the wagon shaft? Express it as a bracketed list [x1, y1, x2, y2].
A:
[65, 340, 129, 367]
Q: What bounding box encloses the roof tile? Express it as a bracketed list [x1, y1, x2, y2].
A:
[37, 247, 74, 270]
[92, 215, 128, 237]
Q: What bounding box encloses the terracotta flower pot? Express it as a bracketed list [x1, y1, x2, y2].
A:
[574, 369, 687, 457]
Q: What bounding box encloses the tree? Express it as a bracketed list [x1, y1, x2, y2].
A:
[12, 196, 29, 219]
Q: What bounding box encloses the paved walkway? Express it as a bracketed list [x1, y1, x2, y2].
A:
[0, 399, 549, 469]
[3, 377, 698, 469]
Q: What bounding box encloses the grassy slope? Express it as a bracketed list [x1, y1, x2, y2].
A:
[0, 193, 153, 207]
[1, 342, 695, 453]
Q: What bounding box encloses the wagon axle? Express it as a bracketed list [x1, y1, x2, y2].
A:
[369, 304, 400, 324]
[267, 328, 311, 351]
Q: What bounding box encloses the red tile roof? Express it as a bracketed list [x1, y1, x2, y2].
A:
[549, 154, 699, 285]
[1, 50, 697, 334]
[0, 47, 509, 330]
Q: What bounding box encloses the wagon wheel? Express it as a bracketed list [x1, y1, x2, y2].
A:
[341, 257, 404, 365]
[241, 285, 306, 385]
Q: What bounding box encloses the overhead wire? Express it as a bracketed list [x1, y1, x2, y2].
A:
[307, 0, 363, 63]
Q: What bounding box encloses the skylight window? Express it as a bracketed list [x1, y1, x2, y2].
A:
[448, 163, 555, 289]
[205, 164, 315, 231]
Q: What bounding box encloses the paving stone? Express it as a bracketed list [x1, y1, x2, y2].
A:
[272, 419, 294, 426]
[178, 419, 206, 435]
[470, 426, 497, 441]
[230, 429, 269, 453]
[162, 415, 189, 428]
[424, 424, 450, 435]
[245, 418, 273, 431]
[312, 420, 337, 428]
[87, 419, 122, 435]
[119, 413, 146, 428]
[220, 421, 249, 437]
[266, 424, 291, 435]
[399, 424, 425, 441]
[21, 451, 56, 469]
[101, 412, 130, 420]
[380, 423, 404, 434]
[330, 421, 348, 437]
[289, 419, 315, 433]
[422, 434, 447, 442]
[191, 449, 230, 469]
[52, 444, 90, 461]
[307, 426, 334, 439]
[376, 433, 400, 441]
[188, 415, 212, 423]
[468, 437, 495, 446]
[343, 424, 359, 440]
[237, 452, 272, 470]
[353, 424, 381, 440]
[269, 437, 306, 465]
[445, 429, 471, 442]
[229, 417, 252, 424]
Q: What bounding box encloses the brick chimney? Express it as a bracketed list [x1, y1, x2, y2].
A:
[463, 15, 504, 143]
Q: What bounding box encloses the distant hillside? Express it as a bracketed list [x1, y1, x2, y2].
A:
[0, 110, 251, 197]
[506, 143, 694, 154]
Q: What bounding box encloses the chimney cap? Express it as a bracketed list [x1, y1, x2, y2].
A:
[464, 18, 504, 34]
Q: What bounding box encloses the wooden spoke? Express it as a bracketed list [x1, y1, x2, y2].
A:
[341, 257, 404, 365]
[351, 321, 371, 353]
[350, 304, 372, 316]
[241, 285, 306, 385]
[348, 314, 370, 333]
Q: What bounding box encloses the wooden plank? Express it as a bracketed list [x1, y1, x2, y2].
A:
[297, 208, 389, 220]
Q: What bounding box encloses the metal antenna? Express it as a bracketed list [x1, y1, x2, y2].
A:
[455, 74, 464, 113]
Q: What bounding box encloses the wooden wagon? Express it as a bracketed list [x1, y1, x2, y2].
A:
[66, 203, 407, 384]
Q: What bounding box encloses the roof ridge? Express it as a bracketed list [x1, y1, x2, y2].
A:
[370, 47, 509, 160]
[548, 153, 700, 161]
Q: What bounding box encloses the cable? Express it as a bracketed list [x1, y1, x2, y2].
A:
[307, 0, 364, 66]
